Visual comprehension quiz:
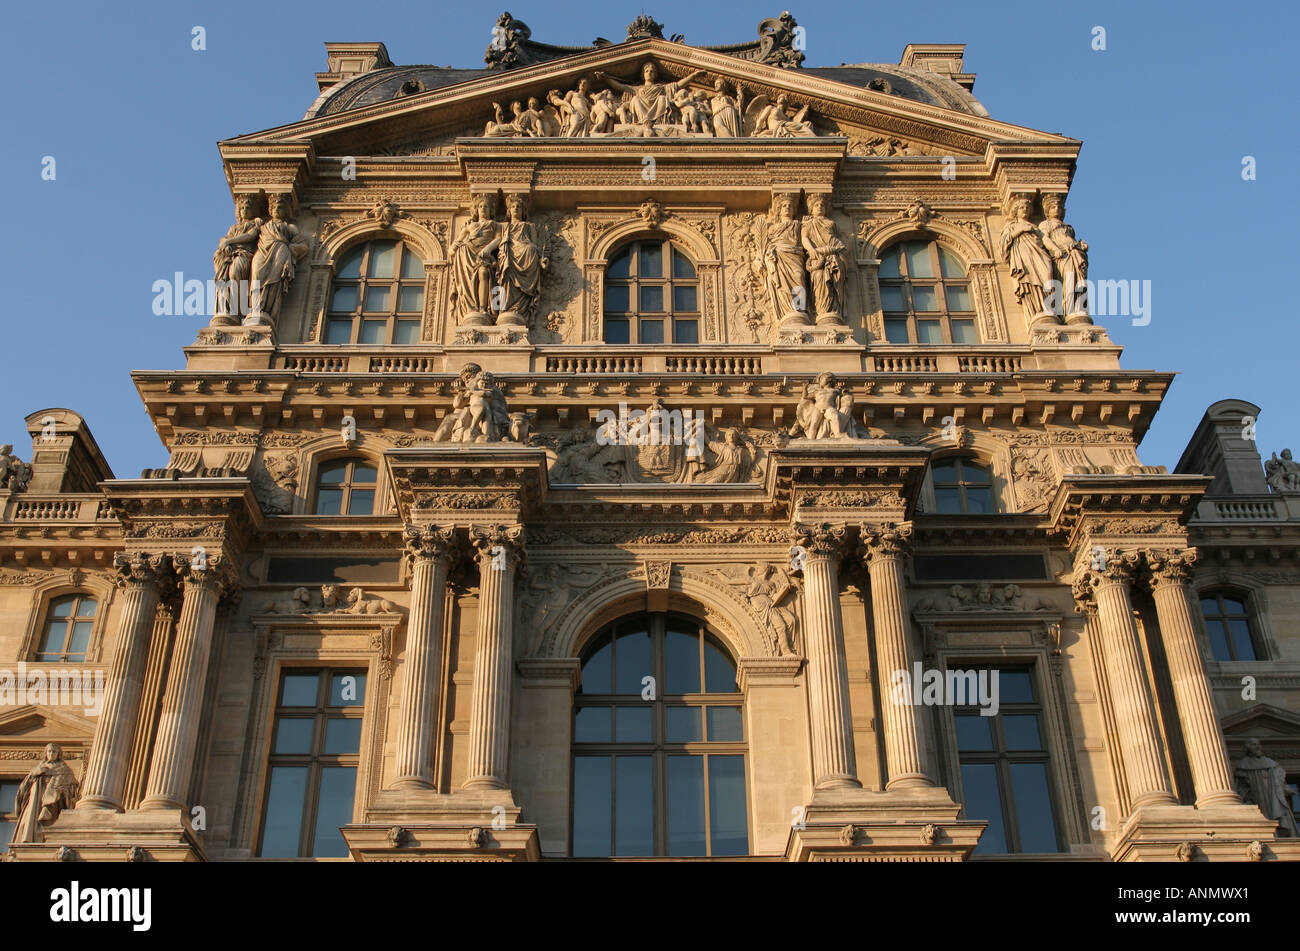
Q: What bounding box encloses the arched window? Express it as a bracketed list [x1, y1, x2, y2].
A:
[932, 455, 994, 514]
[312, 459, 377, 515]
[571, 613, 748, 857]
[324, 239, 425, 345]
[1199, 590, 1262, 661]
[36, 594, 97, 662]
[604, 239, 699, 345]
[878, 240, 976, 344]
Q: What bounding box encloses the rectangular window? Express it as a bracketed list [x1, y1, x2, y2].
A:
[257, 669, 366, 858]
[954, 666, 1062, 855]
[0, 779, 19, 852]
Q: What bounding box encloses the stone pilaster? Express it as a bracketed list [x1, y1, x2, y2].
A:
[792, 522, 860, 790]
[139, 555, 228, 810]
[463, 524, 524, 791]
[861, 522, 933, 790]
[1144, 548, 1240, 808]
[1073, 549, 1176, 809]
[78, 553, 172, 811]
[391, 524, 457, 789]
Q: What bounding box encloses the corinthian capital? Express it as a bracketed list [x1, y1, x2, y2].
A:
[1083, 547, 1141, 586]
[113, 551, 171, 590]
[173, 550, 236, 594]
[858, 521, 914, 563]
[470, 523, 525, 569]
[790, 522, 848, 562]
[404, 523, 457, 565]
[1144, 548, 1198, 589]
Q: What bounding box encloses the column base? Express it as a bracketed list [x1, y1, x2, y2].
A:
[1112, 803, 1300, 862]
[5, 807, 204, 862]
[340, 788, 540, 862]
[785, 786, 986, 862]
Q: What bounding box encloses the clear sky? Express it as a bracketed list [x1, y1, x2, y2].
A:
[0, 0, 1295, 477]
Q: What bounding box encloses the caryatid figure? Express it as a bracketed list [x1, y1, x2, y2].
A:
[1038, 194, 1090, 322]
[450, 194, 502, 325]
[801, 193, 846, 323]
[211, 194, 262, 326]
[248, 193, 310, 327]
[764, 193, 808, 326]
[594, 62, 706, 135]
[493, 193, 548, 327]
[997, 195, 1055, 325]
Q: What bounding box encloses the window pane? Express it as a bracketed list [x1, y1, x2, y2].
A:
[1229, 619, 1257, 661]
[359, 320, 386, 345]
[572, 756, 612, 856]
[615, 705, 652, 742]
[665, 628, 700, 694]
[329, 285, 358, 312]
[931, 459, 958, 483]
[667, 706, 702, 742]
[1222, 597, 1248, 616]
[393, 320, 420, 345]
[703, 641, 736, 693]
[945, 284, 973, 311]
[614, 627, 651, 695]
[884, 318, 910, 343]
[934, 487, 962, 514]
[964, 486, 993, 514]
[75, 598, 97, 618]
[329, 672, 365, 706]
[362, 286, 390, 313]
[998, 670, 1034, 703]
[1002, 715, 1042, 751]
[37, 623, 63, 658]
[604, 285, 630, 312]
[274, 718, 315, 754]
[950, 319, 977, 344]
[397, 286, 423, 313]
[66, 621, 92, 659]
[400, 248, 424, 278]
[673, 286, 697, 312]
[912, 286, 939, 312]
[1011, 763, 1059, 852]
[0, 781, 18, 813]
[604, 319, 630, 344]
[324, 717, 363, 755]
[879, 285, 905, 312]
[905, 242, 935, 278]
[50, 597, 74, 619]
[582, 637, 612, 693]
[877, 251, 900, 278]
[939, 247, 967, 278]
[574, 706, 611, 742]
[607, 249, 631, 280]
[336, 248, 364, 279]
[674, 320, 699, 344]
[367, 242, 396, 279]
[259, 766, 308, 857]
[962, 763, 1006, 854]
[282, 673, 320, 707]
[325, 319, 353, 344]
[672, 249, 695, 278]
[311, 766, 357, 857]
[351, 464, 377, 484]
[667, 756, 706, 855]
[0, 821, 10, 851]
[614, 756, 653, 856]
[318, 461, 348, 485]
[706, 706, 743, 742]
[639, 319, 665, 344]
[708, 755, 748, 856]
[955, 714, 993, 751]
[315, 488, 344, 516]
[347, 490, 375, 516]
[639, 285, 664, 312]
[1207, 623, 1232, 662]
[916, 319, 942, 344]
[1199, 598, 1219, 617]
[639, 244, 662, 278]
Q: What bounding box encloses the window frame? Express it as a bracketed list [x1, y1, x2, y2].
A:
[324, 238, 426, 346]
[1198, 589, 1264, 662]
[603, 239, 701, 346]
[930, 454, 996, 515]
[0, 776, 20, 853]
[310, 457, 379, 517]
[877, 239, 977, 345]
[32, 593, 99, 663]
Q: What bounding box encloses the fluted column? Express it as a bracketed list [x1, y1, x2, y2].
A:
[391, 524, 457, 789]
[1075, 549, 1177, 809]
[861, 522, 934, 790]
[1145, 548, 1240, 808]
[793, 522, 860, 790]
[463, 524, 524, 791]
[140, 555, 226, 810]
[79, 552, 171, 810]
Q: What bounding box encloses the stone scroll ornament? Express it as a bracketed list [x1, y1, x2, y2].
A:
[210, 194, 263, 326]
[247, 193, 310, 328]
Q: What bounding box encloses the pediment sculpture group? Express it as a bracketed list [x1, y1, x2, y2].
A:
[997, 193, 1090, 325]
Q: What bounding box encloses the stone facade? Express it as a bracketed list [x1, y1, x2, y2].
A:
[2, 17, 1298, 862]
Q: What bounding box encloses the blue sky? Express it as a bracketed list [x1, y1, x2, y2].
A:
[0, 0, 1294, 476]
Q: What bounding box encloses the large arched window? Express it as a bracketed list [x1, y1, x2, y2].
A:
[324, 239, 424, 345]
[878, 240, 976, 344]
[932, 455, 994, 514]
[1199, 590, 1263, 661]
[311, 458, 377, 515]
[604, 239, 699, 345]
[34, 594, 97, 662]
[571, 613, 748, 857]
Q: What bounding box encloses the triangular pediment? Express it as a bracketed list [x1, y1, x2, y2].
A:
[1222, 703, 1300, 738]
[226, 38, 1072, 161]
[0, 704, 97, 740]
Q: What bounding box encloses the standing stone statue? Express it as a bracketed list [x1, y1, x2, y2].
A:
[450, 194, 502, 326]
[764, 194, 808, 326]
[10, 743, 79, 845]
[248, 193, 310, 327]
[594, 62, 706, 136]
[997, 196, 1055, 324]
[709, 79, 745, 137]
[1038, 194, 1089, 322]
[1265, 449, 1300, 493]
[493, 193, 547, 327]
[548, 80, 594, 136]
[211, 194, 263, 326]
[1235, 738, 1299, 837]
[801, 193, 846, 324]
